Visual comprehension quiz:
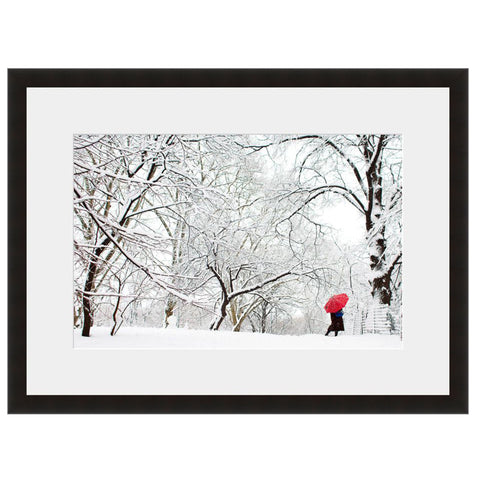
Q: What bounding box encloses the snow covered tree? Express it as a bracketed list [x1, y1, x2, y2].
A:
[73, 133, 402, 337]
[74, 135, 213, 336]
[258, 134, 402, 307]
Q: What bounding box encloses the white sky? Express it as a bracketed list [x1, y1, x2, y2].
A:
[318, 201, 365, 244]
[259, 137, 366, 245]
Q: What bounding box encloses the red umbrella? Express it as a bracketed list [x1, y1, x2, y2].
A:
[324, 293, 349, 313]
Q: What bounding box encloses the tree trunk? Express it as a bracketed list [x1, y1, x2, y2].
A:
[210, 298, 228, 330]
[163, 298, 176, 328]
[260, 302, 267, 333]
[110, 290, 122, 336]
[368, 225, 391, 305]
[81, 242, 105, 336]
[232, 321, 242, 332]
[365, 136, 392, 306]
[73, 306, 82, 328]
[81, 260, 98, 336]
[372, 271, 392, 305]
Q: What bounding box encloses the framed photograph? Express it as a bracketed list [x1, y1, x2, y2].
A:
[8, 69, 468, 413]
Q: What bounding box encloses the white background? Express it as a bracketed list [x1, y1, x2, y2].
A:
[27, 87, 448, 395]
[1, 1, 477, 480]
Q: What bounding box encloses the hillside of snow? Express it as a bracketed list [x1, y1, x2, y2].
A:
[74, 326, 402, 350]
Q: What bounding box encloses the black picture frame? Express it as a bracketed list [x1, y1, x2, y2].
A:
[8, 69, 468, 414]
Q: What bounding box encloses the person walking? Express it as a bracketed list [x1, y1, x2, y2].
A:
[325, 309, 345, 336]
[324, 293, 349, 337]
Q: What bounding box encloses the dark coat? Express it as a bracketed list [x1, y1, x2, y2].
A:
[329, 312, 345, 332]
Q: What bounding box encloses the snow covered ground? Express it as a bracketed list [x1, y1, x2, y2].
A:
[74, 326, 402, 350]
